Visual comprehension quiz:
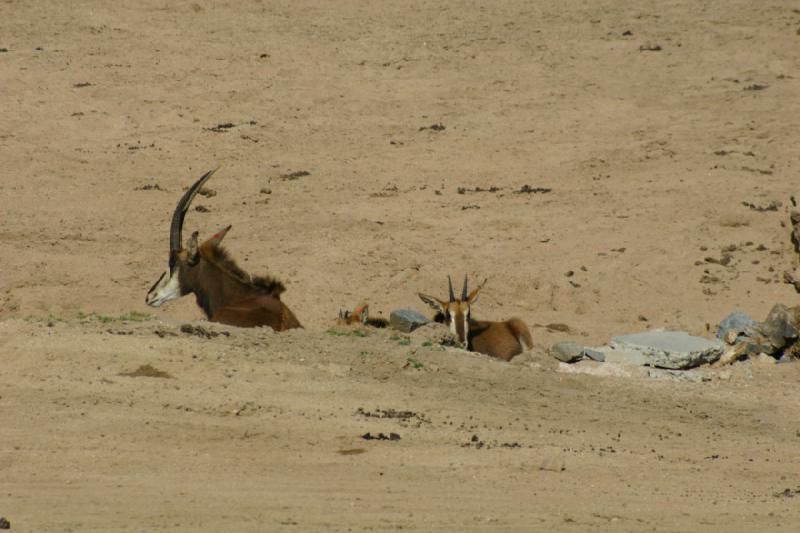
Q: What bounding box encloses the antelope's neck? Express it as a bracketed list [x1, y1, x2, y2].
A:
[181, 259, 254, 318]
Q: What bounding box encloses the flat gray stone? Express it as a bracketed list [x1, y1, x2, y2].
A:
[390, 309, 429, 333]
[587, 346, 649, 366]
[550, 341, 584, 363]
[582, 348, 606, 362]
[610, 330, 724, 369]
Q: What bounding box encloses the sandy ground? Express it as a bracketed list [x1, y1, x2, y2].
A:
[2, 0, 800, 530]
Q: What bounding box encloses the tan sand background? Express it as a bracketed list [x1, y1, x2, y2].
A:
[2, 1, 800, 530]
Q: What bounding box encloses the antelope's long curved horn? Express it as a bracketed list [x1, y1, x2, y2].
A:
[170, 168, 218, 253]
[462, 275, 469, 301]
[448, 275, 455, 302]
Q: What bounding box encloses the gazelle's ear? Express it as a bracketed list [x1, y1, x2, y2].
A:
[208, 225, 232, 247]
[418, 293, 446, 312]
[187, 231, 200, 265]
[466, 278, 487, 304]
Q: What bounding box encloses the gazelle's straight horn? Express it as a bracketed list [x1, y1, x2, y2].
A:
[462, 275, 469, 301]
[448, 276, 455, 302]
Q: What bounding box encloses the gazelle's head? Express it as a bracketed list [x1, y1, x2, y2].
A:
[145, 169, 229, 307]
[338, 304, 369, 325]
[418, 276, 485, 345]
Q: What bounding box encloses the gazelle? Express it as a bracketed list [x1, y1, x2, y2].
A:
[338, 304, 369, 326]
[418, 276, 532, 361]
[337, 304, 389, 328]
[145, 169, 302, 330]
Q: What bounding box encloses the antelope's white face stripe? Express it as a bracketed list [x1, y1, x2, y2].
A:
[145, 269, 181, 307]
[447, 305, 470, 345]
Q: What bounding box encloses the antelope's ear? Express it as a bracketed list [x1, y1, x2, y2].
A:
[208, 225, 232, 247]
[187, 231, 200, 265]
[418, 293, 445, 312]
[466, 278, 487, 304]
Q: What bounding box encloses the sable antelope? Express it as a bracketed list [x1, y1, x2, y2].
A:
[145, 169, 302, 330]
[418, 276, 532, 361]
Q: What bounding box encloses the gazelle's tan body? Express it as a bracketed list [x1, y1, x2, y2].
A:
[145, 169, 301, 331]
[419, 276, 532, 361]
[467, 318, 533, 361]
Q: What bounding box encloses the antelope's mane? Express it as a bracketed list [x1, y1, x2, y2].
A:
[202, 244, 286, 298]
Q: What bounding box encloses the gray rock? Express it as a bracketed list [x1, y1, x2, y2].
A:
[582, 348, 606, 362]
[716, 311, 758, 343]
[390, 309, 429, 333]
[756, 304, 798, 351]
[609, 330, 724, 369]
[550, 341, 584, 363]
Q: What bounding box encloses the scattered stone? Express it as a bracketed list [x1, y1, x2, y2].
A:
[134, 183, 164, 191]
[73, 82, 92, 88]
[754, 353, 776, 365]
[514, 185, 552, 194]
[119, 364, 173, 379]
[716, 340, 771, 366]
[639, 43, 662, 51]
[361, 432, 401, 441]
[457, 186, 501, 194]
[280, 170, 311, 180]
[743, 84, 768, 91]
[197, 187, 216, 198]
[355, 407, 428, 426]
[390, 309, 429, 333]
[583, 348, 606, 362]
[419, 122, 445, 132]
[742, 200, 780, 212]
[790, 211, 800, 253]
[609, 330, 724, 369]
[207, 122, 236, 132]
[716, 311, 758, 343]
[180, 324, 229, 338]
[758, 304, 799, 351]
[783, 270, 800, 293]
[550, 341, 584, 363]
